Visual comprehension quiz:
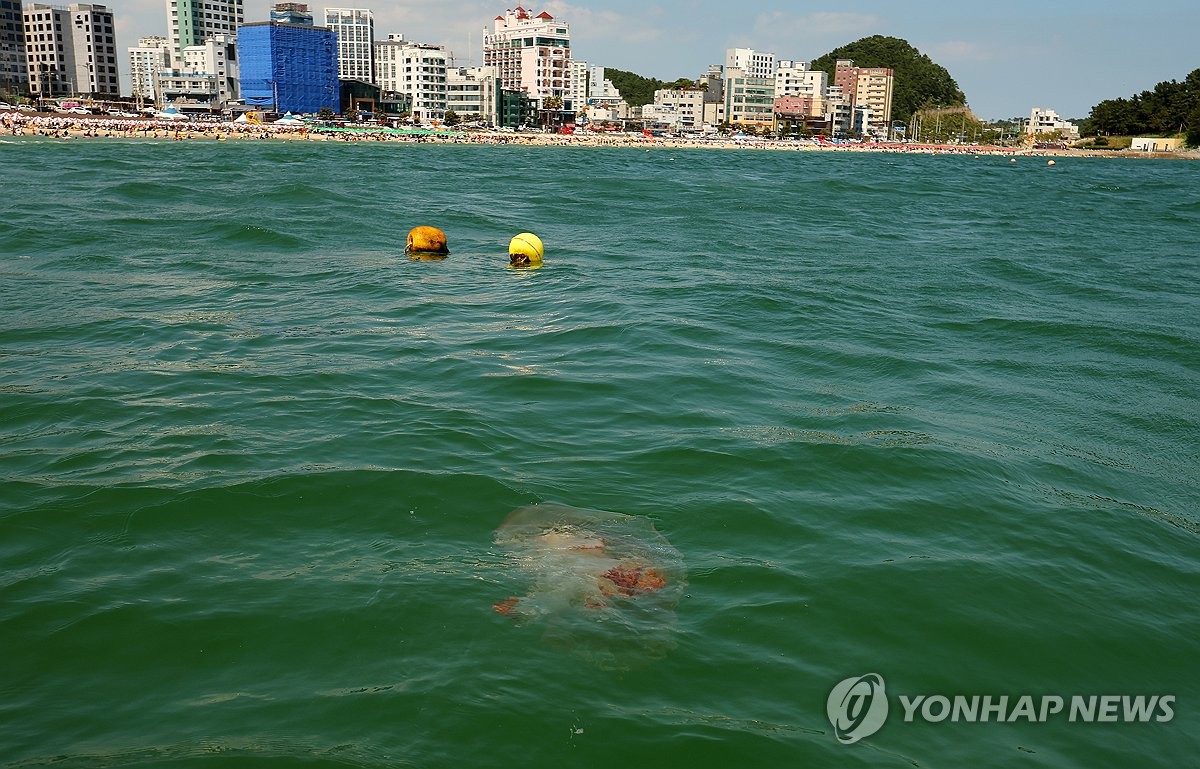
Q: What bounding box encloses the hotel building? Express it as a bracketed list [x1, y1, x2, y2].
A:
[482, 6, 572, 111]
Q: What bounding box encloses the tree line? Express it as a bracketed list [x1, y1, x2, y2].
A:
[1083, 69, 1200, 144]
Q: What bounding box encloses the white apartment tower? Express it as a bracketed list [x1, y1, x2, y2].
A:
[165, 0, 243, 65]
[726, 47, 775, 80]
[374, 34, 447, 121]
[325, 7, 374, 82]
[129, 35, 172, 103]
[482, 7, 572, 110]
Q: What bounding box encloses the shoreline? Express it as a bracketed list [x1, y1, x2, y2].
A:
[3, 111, 1195, 160]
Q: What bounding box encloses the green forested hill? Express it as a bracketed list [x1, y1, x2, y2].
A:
[601, 69, 696, 107]
[810, 35, 965, 123]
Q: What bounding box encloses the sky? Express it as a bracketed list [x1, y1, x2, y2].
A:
[108, 0, 1198, 120]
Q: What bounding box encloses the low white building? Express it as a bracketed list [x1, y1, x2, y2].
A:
[1130, 137, 1181, 152]
[1027, 107, 1079, 139]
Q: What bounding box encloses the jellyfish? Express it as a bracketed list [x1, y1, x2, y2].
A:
[492, 503, 686, 667]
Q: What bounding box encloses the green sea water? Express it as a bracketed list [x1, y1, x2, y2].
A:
[1, 137, 1197, 768]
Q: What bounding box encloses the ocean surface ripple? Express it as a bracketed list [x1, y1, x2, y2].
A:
[1, 139, 1197, 768]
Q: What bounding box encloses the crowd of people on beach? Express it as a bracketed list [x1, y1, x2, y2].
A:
[2, 108, 1170, 157]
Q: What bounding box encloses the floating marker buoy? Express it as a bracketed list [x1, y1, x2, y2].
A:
[508, 232, 544, 268]
[405, 226, 449, 259]
[1010, 158, 1017, 163]
[1047, 160, 1056, 166]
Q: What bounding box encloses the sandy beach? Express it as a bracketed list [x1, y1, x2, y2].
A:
[3, 110, 1194, 160]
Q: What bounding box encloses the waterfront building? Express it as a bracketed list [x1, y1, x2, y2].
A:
[271, 2, 313, 26]
[724, 68, 775, 129]
[482, 7, 572, 112]
[129, 35, 171, 104]
[446, 64, 497, 124]
[726, 47, 775, 80]
[165, 0, 242, 65]
[833, 59, 893, 133]
[324, 8, 373, 83]
[1, 0, 27, 98]
[237, 21, 338, 114]
[1026, 107, 1079, 139]
[23, 3, 117, 98]
[373, 34, 447, 121]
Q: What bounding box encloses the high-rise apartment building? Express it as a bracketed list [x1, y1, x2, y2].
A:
[129, 35, 172, 103]
[0, 0, 27, 97]
[482, 7, 572, 111]
[374, 34, 446, 121]
[834, 59, 894, 130]
[166, 0, 243, 65]
[324, 7, 373, 82]
[69, 4, 118, 96]
[23, 3, 117, 98]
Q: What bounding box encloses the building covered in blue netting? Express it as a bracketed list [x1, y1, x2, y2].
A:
[237, 22, 338, 114]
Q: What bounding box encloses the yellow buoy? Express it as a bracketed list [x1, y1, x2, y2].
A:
[1047, 159, 1056, 166]
[405, 226, 449, 259]
[508, 232, 544, 268]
